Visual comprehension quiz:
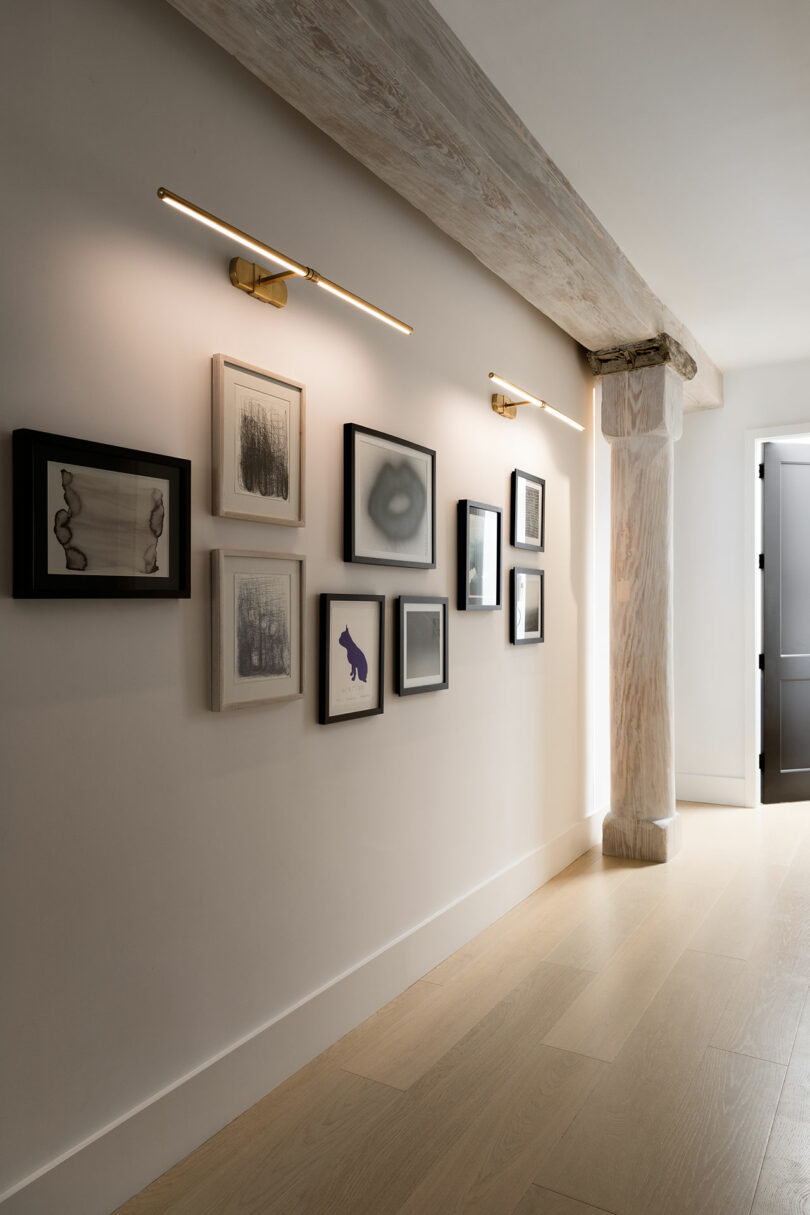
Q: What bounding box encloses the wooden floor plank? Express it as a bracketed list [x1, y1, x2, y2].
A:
[304, 962, 596, 1215]
[425, 853, 636, 987]
[535, 948, 745, 1213]
[688, 862, 789, 959]
[751, 993, 810, 1215]
[709, 950, 808, 1065]
[115, 804, 810, 1215]
[343, 947, 556, 1090]
[639, 1047, 785, 1215]
[543, 866, 666, 972]
[394, 1046, 603, 1215]
[512, 1188, 615, 1215]
[540, 880, 721, 1061]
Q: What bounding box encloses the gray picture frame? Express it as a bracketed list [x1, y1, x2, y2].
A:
[212, 548, 305, 711]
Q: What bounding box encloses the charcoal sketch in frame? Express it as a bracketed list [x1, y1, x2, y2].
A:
[344, 424, 436, 567]
[511, 469, 545, 551]
[213, 355, 305, 526]
[13, 428, 190, 598]
[319, 593, 384, 724]
[457, 500, 502, 611]
[396, 596, 449, 695]
[212, 549, 304, 710]
[511, 567, 544, 645]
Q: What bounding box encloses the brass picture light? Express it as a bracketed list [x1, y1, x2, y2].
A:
[157, 188, 413, 336]
[489, 373, 584, 431]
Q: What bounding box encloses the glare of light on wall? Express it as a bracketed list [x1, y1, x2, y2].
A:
[488, 373, 584, 431]
[157, 188, 413, 335]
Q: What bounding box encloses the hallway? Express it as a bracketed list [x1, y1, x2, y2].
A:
[117, 802, 810, 1215]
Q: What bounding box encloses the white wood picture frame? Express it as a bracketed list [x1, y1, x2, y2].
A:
[212, 355, 305, 526]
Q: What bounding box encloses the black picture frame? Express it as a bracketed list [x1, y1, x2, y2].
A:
[457, 500, 503, 611]
[13, 428, 191, 598]
[510, 469, 545, 551]
[344, 423, 436, 568]
[510, 567, 544, 645]
[319, 593, 385, 724]
[396, 596, 449, 695]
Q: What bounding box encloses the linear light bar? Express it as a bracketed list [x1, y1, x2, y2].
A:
[157, 187, 413, 335]
[316, 276, 413, 335]
[489, 372, 584, 431]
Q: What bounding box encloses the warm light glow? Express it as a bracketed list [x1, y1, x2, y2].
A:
[157, 187, 413, 334]
[488, 372, 584, 432]
[158, 189, 307, 276]
[316, 278, 413, 335]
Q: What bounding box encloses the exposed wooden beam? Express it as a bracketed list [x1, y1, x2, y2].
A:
[166, 0, 722, 410]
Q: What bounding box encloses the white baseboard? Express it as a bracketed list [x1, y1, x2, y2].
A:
[0, 812, 601, 1215]
[676, 772, 748, 807]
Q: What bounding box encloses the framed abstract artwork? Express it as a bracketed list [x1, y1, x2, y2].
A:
[212, 355, 305, 526]
[344, 424, 436, 567]
[396, 596, 449, 695]
[319, 593, 384, 724]
[511, 468, 545, 551]
[211, 549, 305, 710]
[510, 567, 544, 644]
[12, 428, 191, 598]
[457, 499, 502, 611]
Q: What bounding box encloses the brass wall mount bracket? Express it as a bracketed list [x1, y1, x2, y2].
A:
[229, 257, 289, 308]
[491, 393, 522, 420]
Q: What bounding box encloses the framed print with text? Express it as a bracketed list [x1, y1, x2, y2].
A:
[212, 549, 305, 710]
[511, 468, 544, 551]
[213, 355, 305, 526]
[510, 567, 544, 644]
[319, 593, 385, 724]
[344, 424, 436, 567]
[396, 596, 449, 695]
[13, 428, 191, 598]
[457, 499, 502, 611]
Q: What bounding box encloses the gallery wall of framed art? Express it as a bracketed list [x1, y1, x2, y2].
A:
[0, 7, 595, 1209]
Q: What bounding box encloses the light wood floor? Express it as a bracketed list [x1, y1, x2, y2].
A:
[115, 802, 810, 1215]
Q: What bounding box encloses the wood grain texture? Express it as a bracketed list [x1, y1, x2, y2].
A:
[639, 1047, 785, 1215]
[116, 804, 810, 1215]
[164, 0, 722, 410]
[512, 1189, 615, 1215]
[536, 948, 746, 1213]
[751, 992, 810, 1215]
[540, 879, 720, 1061]
[602, 364, 683, 861]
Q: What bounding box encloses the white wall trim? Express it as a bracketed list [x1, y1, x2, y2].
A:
[743, 421, 810, 809]
[0, 811, 602, 1215]
[675, 772, 747, 807]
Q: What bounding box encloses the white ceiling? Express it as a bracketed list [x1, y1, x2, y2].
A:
[432, 0, 810, 371]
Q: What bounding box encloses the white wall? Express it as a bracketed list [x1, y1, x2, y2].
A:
[674, 357, 810, 805]
[0, 2, 594, 1211]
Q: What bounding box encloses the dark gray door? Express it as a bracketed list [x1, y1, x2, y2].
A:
[762, 441, 810, 802]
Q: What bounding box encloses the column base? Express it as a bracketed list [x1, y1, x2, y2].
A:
[602, 811, 682, 863]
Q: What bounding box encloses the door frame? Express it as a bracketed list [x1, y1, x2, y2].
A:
[744, 422, 810, 807]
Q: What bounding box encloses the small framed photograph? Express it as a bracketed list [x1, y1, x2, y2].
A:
[511, 469, 545, 551]
[457, 500, 502, 611]
[319, 594, 385, 724]
[212, 550, 305, 710]
[344, 424, 436, 567]
[396, 596, 449, 695]
[212, 354, 305, 526]
[13, 428, 191, 598]
[511, 567, 544, 644]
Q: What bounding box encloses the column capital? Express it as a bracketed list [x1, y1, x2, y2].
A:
[602, 362, 683, 442]
[587, 332, 697, 382]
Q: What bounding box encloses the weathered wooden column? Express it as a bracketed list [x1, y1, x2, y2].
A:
[588, 335, 696, 862]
